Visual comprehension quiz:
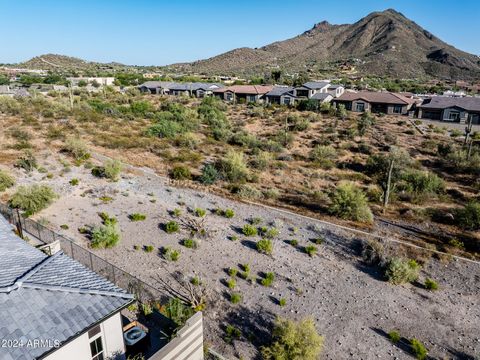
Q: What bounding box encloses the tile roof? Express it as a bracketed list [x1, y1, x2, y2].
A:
[0, 216, 133, 360]
[335, 91, 414, 105]
[266, 86, 295, 97]
[418, 96, 480, 112]
[213, 85, 274, 95]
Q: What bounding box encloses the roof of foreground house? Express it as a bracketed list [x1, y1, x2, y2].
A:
[418, 96, 480, 112]
[213, 85, 274, 95]
[335, 91, 415, 105]
[311, 92, 333, 101]
[302, 81, 330, 90]
[265, 86, 295, 97]
[0, 216, 134, 360]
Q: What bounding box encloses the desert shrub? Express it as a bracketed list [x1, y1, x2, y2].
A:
[146, 120, 185, 139]
[175, 130, 200, 149]
[10, 185, 56, 216]
[388, 330, 401, 344]
[0, 96, 20, 115]
[219, 150, 249, 183]
[224, 209, 235, 218]
[230, 292, 242, 304]
[63, 137, 91, 162]
[424, 278, 439, 291]
[182, 238, 198, 249]
[410, 338, 428, 360]
[256, 239, 273, 255]
[455, 202, 480, 230]
[163, 247, 180, 261]
[261, 318, 324, 360]
[91, 223, 121, 249]
[261, 272, 275, 287]
[385, 257, 420, 284]
[260, 227, 279, 239]
[165, 221, 180, 233]
[0, 170, 15, 192]
[251, 151, 272, 170]
[305, 245, 317, 257]
[228, 267, 238, 277]
[357, 111, 375, 136]
[445, 149, 480, 174]
[99, 212, 117, 226]
[227, 278, 236, 289]
[69, 178, 79, 186]
[401, 170, 444, 201]
[264, 188, 280, 200]
[242, 224, 258, 236]
[162, 298, 194, 327]
[15, 150, 37, 172]
[309, 145, 337, 169]
[362, 239, 386, 266]
[224, 324, 241, 343]
[144, 245, 155, 253]
[194, 207, 206, 217]
[104, 159, 122, 181]
[448, 238, 465, 250]
[329, 182, 373, 223]
[199, 164, 218, 185]
[170, 165, 191, 180]
[289, 239, 298, 247]
[129, 213, 146, 221]
[238, 185, 262, 200]
[279, 298, 286, 307]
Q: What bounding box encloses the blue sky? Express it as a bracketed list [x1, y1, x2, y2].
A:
[1, 0, 479, 66]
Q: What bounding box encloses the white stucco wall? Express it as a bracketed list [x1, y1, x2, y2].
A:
[45, 312, 125, 360]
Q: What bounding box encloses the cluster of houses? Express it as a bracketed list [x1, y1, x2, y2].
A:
[139, 79, 480, 125]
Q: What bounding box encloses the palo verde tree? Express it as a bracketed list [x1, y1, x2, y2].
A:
[366, 147, 411, 210]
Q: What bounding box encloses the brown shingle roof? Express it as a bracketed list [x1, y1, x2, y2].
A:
[213, 85, 274, 95]
[335, 91, 414, 105]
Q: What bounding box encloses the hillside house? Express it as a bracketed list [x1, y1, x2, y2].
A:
[310, 92, 333, 103]
[417, 96, 480, 124]
[213, 85, 273, 103]
[333, 91, 415, 114]
[0, 215, 134, 360]
[138, 81, 176, 94]
[67, 77, 115, 86]
[265, 86, 296, 105]
[168, 82, 224, 97]
[294, 81, 330, 99]
[326, 84, 345, 98]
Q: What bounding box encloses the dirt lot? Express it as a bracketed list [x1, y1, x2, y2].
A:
[2, 152, 479, 360]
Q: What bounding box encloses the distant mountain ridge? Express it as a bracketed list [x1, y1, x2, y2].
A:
[170, 9, 480, 80]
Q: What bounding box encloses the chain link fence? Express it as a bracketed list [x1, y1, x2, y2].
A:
[0, 203, 165, 304]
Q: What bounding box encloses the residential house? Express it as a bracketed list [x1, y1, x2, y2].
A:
[310, 92, 333, 103]
[326, 84, 345, 98]
[294, 81, 330, 99]
[333, 91, 415, 115]
[0, 215, 134, 360]
[265, 86, 296, 105]
[138, 81, 176, 94]
[417, 96, 480, 124]
[168, 82, 224, 97]
[213, 85, 273, 103]
[67, 77, 115, 86]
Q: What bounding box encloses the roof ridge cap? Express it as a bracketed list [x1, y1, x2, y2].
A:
[22, 282, 135, 299]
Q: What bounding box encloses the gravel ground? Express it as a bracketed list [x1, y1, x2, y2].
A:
[5, 154, 480, 360]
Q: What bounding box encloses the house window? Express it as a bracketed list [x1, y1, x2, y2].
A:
[283, 97, 291, 105]
[393, 105, 403, 114]
[225, 92, 233, 101]
[89, 325, 104, 360]
[447, 111, 460, 122]
[247, 95, 257, 103]
[355, 102, 365, 112]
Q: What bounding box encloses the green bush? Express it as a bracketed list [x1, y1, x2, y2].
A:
[129, 213, 146, 221]
[63, 137, 91, 162]
[261, 272, 275, 287]
[329, 182, 373, 223]
[385, 257, 420, 285]
[237, 184, 263, 200]
[194, 207, 206, 217]
[104, 159, 122, 181]
[181, 238, 198, 249]
[10, 185, 56, 216]
[242, 224, 258, 236]
[227, 278, 236, 289]
[162, 298, 194, 327]
[69, 178, 79, 186]
[224, 209, 235, 218]
[424, 278, 439, 291]
[0, 170, 15, 192]
[219, 150, 249, 183]
[228, 267, 238, 277]
[357, 111, 375, 136]
[256, 239, 273, 255]
[410, 338, 428, 360]
[199, 164, 218, 185]
[401, 170, 444, 200]
[224, 324, 241, 344]
[310, 145, 337, 169]
[91, 223, 121, 249]
[455, 202, 480, 230]
[261, 318, 323, 360]
[144, 245, 155, 253]
[170, 165, 191, 180]
[230, 292, 242, 304]
[163, 247, 180, 261]
[279, 298, 286, 307]
[388, 330, 401, 343]
[305, 245, 317, 257]
[165, 221, 180, 233]
[15, 150, 37, 172]
[289, 239, 298, 247]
